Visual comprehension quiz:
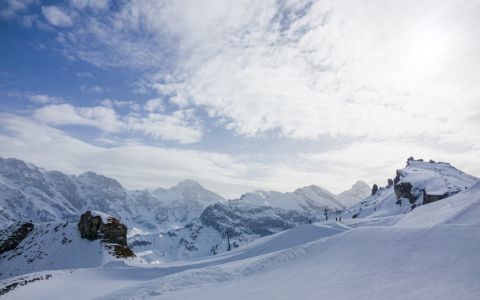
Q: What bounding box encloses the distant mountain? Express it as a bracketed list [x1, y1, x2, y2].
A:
[0, 157, 224, 230]
[129, 183, 370, 262]
[336, 180, 371, 208]
[0, 157, 370, 263]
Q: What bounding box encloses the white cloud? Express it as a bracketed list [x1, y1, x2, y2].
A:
[33, 104, 123, 133]
[125, 110, 203, 144]
[1, 114, 478, 199]
[27, 93, 62, 104]
[32, 103, 203, 144]
[41, 6, 74, 27]
[144, 98, 165, 113]
[48, 0, 480, 154]
[100, 99, 141, 111]
[0, 114, 257, 198]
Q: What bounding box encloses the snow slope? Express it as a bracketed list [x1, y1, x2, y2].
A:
[2, 178, 479, 299]
[0, 221, 130, 280]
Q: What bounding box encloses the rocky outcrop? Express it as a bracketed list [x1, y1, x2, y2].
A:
[394, 181, 415, 204]
[371, 184, 379, 196]
[387, 179, 393, 188]
[78, 211, 133, 257]
[422, 190, 449, 205]
[0, 223, 34, 256]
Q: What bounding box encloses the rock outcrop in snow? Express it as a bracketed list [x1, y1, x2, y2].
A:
[344, 158, 478, 219]
[0, 223, 34, 256]
[0, 213, 137, 279]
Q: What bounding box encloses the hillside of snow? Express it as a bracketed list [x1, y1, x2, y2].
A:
[0, 221, 135, 280]
[2, 178, 479, 299]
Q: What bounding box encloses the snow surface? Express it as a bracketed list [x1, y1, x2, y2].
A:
[2, 180, 480, 299]
[0, 222, 133, 280]
[1, 158, 479, 299]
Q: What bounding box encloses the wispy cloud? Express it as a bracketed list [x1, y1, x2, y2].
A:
[33, 103, 123, 132]
[41, 5, 74, 27]
[31, 102, 203, 144]
[35, 0, 479, 150]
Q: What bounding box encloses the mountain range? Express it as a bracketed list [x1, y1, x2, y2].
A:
[0, 157, 371, 263]
[1, 157, 479, 299]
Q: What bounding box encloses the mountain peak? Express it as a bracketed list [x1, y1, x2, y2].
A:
[336, 180, 371, 208]
[172, 179, 204, 190]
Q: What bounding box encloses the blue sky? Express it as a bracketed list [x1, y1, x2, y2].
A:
[1, 0, 479, 198]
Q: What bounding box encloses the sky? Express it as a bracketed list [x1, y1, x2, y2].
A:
[0, 0, 479, 198]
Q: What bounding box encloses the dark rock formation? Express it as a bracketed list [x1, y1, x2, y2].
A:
[78, 212, 103, 240]
[422, 190, 449, 205]
[371, 184, 379, 196]
[0, 223, 34, 256]
[78, 211, 133, 257]
[387, 179, 393, 188]
[394, 182, 415, 204]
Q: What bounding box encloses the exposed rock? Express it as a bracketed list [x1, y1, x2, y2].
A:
[78, 212, 103, 240]
[422, 190, 449, 205]
[371, 184, 379, 196]
[78, 211, 132, 256]
[394, 182, 415, 204]
[387, 179, 393, 188]
[0, 223, 34, 256]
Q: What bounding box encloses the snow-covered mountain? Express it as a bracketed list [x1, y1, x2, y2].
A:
[0, 157, 224, 231]
[336, 180, 372, 208]
[343, 158, 478, 219]
[2, 173, 479, 299]
[128, 183, 371, 262]
[0, 157, 371, 263]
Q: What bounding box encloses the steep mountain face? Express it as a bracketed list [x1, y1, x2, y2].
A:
[343, 158, 479, 219]
[0, 158, 224, 231]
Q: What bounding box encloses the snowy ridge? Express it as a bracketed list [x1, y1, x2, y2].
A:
[343, 158, 478, 219]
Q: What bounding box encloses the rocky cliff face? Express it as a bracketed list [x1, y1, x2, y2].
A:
[78, 211, 133, 258]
